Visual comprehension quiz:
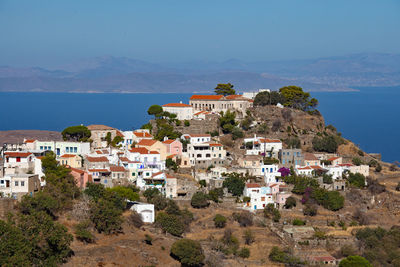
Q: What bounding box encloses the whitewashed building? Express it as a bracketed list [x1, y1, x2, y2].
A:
[130, 202, 155, 223]
[162, 103, 193, 120]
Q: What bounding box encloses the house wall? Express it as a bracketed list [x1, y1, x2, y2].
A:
[163, 106, 193, 120]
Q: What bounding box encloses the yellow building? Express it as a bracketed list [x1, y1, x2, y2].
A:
[136, 139, 168, 160]
[58, 154, 82, 168]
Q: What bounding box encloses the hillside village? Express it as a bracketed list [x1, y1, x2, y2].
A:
[1, 85, 400, 267]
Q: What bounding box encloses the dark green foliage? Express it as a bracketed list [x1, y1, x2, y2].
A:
[219, 110, 238, 133]
[170, 238, 205, 266]
[191, 192, 210, 208]
[105, 132, 112, 145]
[143, 187, 160, 201]
[396, 182, 400, 191]
[62, 125, 91, 141]
[339, 256, 372, 267]
[283, 175, 319, 194]
[303, 204, 318, 216]
[90, 198, 123, 234]
[352, 157, 362, 166]
[74, 220, 95, 243]
[165, 200, 181, 215]
[231, 127, 244, 140]
[284, 196, 297, 209]
[156, 212, 185, 237]
[184, 120, 190, 127]
[128, 210, 143, 228]
[312, 188, 344, 211]
[279, 86, 318, 111]
[263, 157, 279, 165]
[0, 212, 73, 266]
[220, 228, 240, 255]
[85, 182, 106, 201]
[147, 104, 163, 118]
[107, 185, 140, 201]
[323, 174, 333, 184]
[243, 229, 255, 245]
[151, 195, 168, 211]
[240, 116, 253, 130]
[208, 188, 224, 203]
[222, 172, 245, 196]
[348, 173, 366, 188]
[213, 214, 227, 228]
[237, 247, 250, 258]
[264, 204, 281, 222]
[144, 234, 153, 245]
[368, 159, 378, 167]
[233, 211, 253, 227]
[253, 91, 285, 106]
[111, 135, 124, 147]
[154, 119, 182, 141]
[19, 191, 60, 218]
[269, 246, 305, 265]
[312, 135, 339, 153]
[214, 83, 236, 96]
[292, 219, 306, 226]
[199, 179, 206, 187]
[375, 164, 382, 172]
[285, 137, 301, 149]
[166, 158, 178, 171]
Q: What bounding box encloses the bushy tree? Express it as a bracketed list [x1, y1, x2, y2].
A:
[352, 157, 362, 166]
[243, 229, 255, 245]
[233, 211, 253, 227]
[191, 192, 210, 208]
[166, 158, 178, 171]
[214, 214, 227, 228]
[339, 256, 372, 267]
[269, 246, 304, 265]
[62, 125, 91, 141]
[231, 127, 244, 140]
[74, 220, 95, 243]
[147, 105, 163, 118]
[107, 185, 140, 201]
[170, 239, 205, 266]
[237, 247, 250, 258]
[323, 174, 333, 184]
[284, 196, 297, 209]
[312, 135, 339, 153]
[222, 172, 245, 196]
[348, 173, 366, 188]
[279, 86, 318, 111]
[208, 188, 224, 203]
[219, 110, 238, 133]
[285, 137, 301, 149]
[143, 187, 160, 201]
[214, 83, 235, 96]
[156, 212, 185, 237]
[90, 198, 123, 234]
[264, 204, 281, 222]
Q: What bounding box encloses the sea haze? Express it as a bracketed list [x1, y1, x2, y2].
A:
[0, 87, 398, 163]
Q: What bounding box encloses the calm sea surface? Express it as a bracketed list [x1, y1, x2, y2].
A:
[0, 87, 399, 163]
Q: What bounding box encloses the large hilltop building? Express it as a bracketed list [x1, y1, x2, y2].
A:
[189, 94, 253, 113]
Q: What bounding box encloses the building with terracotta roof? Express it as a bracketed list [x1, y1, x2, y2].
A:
[244, 135, 282, 158]
[187, 141, 226, 167]
[327, 156, 342, 166]
[189, 94, 253, 113]
[162, 139, 182, 156]
[67, 166, 92, 189]
[304, 153, 320, 166]
[132, 130, 153, 143]
[162, 102, 193, 120]
[136, 139, 167, 160]
[85, 156, 109, 170]
[58, 154, 82, 168]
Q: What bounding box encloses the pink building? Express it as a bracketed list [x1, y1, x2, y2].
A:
[162, 139, 183, 156]
[67, 166, 92, 189]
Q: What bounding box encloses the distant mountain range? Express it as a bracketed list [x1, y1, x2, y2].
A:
[1, 53, 399, 93]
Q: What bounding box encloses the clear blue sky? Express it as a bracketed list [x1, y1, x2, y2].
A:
[1, 0, 399, 67]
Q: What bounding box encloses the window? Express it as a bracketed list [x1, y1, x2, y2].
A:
[16, 157, 21, 162]
[0, 180, 3, 184]
[15, 181, 19, 186]
[21, 181, 25, 186]
[66, 147, 69, 153]
[40, 146, 43, 150]
[74, 147, 77, 153]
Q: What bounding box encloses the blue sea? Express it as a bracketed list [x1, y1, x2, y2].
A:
[0, 87, 399, 163]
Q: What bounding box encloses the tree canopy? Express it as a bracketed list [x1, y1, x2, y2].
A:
[222, 172, 246, 196]
[339, 256, 372, 267]
[170, 239, 205, 266]
[214, 83, 236, 96]
[219, 110, 238, 133]
[62, 125, 91, 141]
[147, 105, 163, 118]
[279, 86, 318, 111]
[254, 91, 285, 106]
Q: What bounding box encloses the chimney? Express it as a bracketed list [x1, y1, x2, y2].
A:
[180, 101, 182, 104]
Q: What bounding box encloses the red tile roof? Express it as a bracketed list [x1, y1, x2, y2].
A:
[246, 183, 261, 188]
[110, 166, 126, 172]
[162, 139, 176, 144]
[86, 156, 109, 162]
[259, 138, 281, 143]
[209, 143, 223, 147]
[129, 147, 150, 154]
[116, 130, 124, 137]
[95, 150, 103, 154]
[60, 154, 76, 158]
[184, 134, 211, 138]
[338, 163, 353, 167]
[67, 166, 86, 174]
[162, 103, 192, 107]
[24, 139, 36, 143]
[194, 110, 211, 116]
[87, 124, 115, 130]
[225, 94, 243, 100]
[190, 95, 224, 100]
[137, 139, 158, 146]
[151, 171, 163, 178]
[5, 152, 32, 158]
[166, 154, 177, 159]
[149, 151, 159, 154]
[328, 157, 341, 161]
[119, 157, 130, 162]
[166, 173, 175, 179]
[133, 131, 152, 138]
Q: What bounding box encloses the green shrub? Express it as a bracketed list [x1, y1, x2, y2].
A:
[292, 219, 306, 226]
[175, 120, 181, 126]
[155, 212, 185, 237]
[348, 173, 366, 188]
[233, 211, 253, 227]
[199, 180, 206, 187]
[184, 120, 190, 127]
[339, 256, 372, 267]
[375, 164, 382, 172]
[284, 196, 297, 209]
[263, 204, 280, 222]
[269, 246, 304, 265]
[231, 127, 244, 140]
[170, 239, 204, 266]
[213, 214, 227, 228]
[90, 198, 123, 234]
[352, 157, 362, 166]
[237, 247, 250, 258]
[208, 188, 224, 203]
[191, 192, 210, 208]
[74, 220, 95, 243]
[243, 229, 255, 245]
[144, 234, 152, 245]
[303, 204, 318, 216]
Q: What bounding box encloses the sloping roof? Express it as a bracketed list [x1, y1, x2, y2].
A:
[24, 139, 36, 143]
[87, 124, 115, 130]
[60, 154, 77, 158]
[162, 103, 192, 107]
[209, 143, 223, 147]
[151, 171, 164, 178]
[162, 139, 176, 144]
[184, 133, 211, 138]
[116, 130, 124, 137]
[166, 154, 177, 159]
[190, 95, 224, 100]
[95, 150, 103, 154]
[89, 169, 110, 172]
[5, 152, 32, 158]
[149, 151, 159, 154]
[133, 131, 153, 138]
[304, 153, 318, 161]
[119, 157, 130, 162]
[129, 147, 150, 154]
[86, 156, 109, 162]
[194, 110, 211, 116]
[165, 173, 175, 179]
[67, 166, 86, 174]
[328, 157, 341, 161]
[137, 139, 158, 146]
[246, 183, 261, 188]
[259, 138, 281, 143]
[338, 163, 353, 167]
[110, 166, 126, 172]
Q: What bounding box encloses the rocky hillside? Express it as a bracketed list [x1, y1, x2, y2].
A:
[0, 130, 62, 146]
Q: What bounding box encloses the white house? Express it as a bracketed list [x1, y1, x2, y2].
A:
[34, 141, 90, 156]
[244, 135, 282, 158]
[261, 164, 281, 184]
[242, 89, 270, 100]
[0, 174, 41, 200]
[181, 134, 211, 144]
[243, 183, 274, 210]
[162, 102, 193, 120]
[130, 202, 155, 223]
[187, 142, 226, 165]
[165, 174, 177, 198]
[132, 130, 153, 143]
